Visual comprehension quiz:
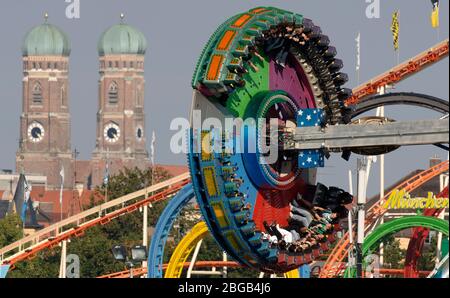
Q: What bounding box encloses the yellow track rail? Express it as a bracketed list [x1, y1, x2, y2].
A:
[165, 222, 300, 278]
[165, 222, 209, 278]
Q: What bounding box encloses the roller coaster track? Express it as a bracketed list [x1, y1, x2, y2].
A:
[404, 186, 448, 278]
[165, 222, 210, 278]
[0, 173, 191, 269]
[164, 221, 299, 278]
[351, 92, 449, 119]
[148, 184, 195, 278]
[99, 265, 433, 278]
[320, 160, 449, 278]
[98, 261, 243, 278]
[344, 215, 449, 278]
[345, 39, 449, 106]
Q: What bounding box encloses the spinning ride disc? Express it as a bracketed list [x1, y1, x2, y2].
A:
[188, 7, 351, 273]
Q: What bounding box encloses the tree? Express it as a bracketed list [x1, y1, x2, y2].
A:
[382, 235, 406, 270]
[418, 235, 438, 271]
[0, 214, 23, 248]
[7, 166, 173, 278]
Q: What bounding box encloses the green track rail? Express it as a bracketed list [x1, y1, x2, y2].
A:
[345, 216, 449, 278]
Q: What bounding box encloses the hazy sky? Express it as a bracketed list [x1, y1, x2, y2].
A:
[0, 0, 448, 195]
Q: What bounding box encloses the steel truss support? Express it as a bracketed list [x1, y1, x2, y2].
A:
[287, 119, 449, 151]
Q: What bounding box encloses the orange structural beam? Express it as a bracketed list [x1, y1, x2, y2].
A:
[379, 268, 430, 277]
[98, 261, 242, 278]
[346, 40, 449, 106]
[320, 160, 449, 278]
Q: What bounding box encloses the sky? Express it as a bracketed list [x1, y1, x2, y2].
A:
[0, 0, 448, 196]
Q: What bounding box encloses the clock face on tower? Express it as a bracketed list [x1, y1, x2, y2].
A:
[104, 123, 121, 143]
[27, 122, 45, 143]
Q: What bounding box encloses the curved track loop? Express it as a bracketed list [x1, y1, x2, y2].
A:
[1, 173, 190, 269]
[363, 216, 448, 255]
[165, 222, 210, 278]
[351, 92, 449, 118]
[165, 221, 300, 278]
[404, 186, 449, 277]
[148, 184, 195, 278]
[320, 160, 449, 278]
[344, 216, 449, 278]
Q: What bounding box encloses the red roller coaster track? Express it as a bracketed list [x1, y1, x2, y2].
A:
[345, 40, 449, 106]
[404, 186, 449, 278]
[98, 261, 242, 278]
[0, 173, 191, 269]
[320, 160, 449, 278]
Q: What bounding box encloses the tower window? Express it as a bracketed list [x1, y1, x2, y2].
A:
[136, 85, 142, 106]
[61, 85, 66, 106]
[108, 81, 119, 104]
[32, 82, 43, 104]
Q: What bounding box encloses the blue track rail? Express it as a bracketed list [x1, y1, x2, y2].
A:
[147, 184, 195, 278]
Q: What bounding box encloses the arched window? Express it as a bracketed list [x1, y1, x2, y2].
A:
[136, 85, 142, 106]
[108, 81, 119, 104]
[61, 85, 66, 106]
[32, 82, 43, 104]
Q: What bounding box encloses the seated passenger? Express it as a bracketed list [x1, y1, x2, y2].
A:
[263, 222, 297, 245]
[262, 232, 278, 245]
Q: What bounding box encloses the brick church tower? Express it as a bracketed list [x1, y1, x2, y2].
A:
[91, 17, 149, 186]
[16, 16, 73, 189]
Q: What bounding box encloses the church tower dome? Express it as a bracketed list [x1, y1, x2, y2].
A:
[97, 16, 147, 56]
[22, 15, 71, 57]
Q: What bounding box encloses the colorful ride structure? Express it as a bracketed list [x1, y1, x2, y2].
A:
[185, 6, 449, 276]
[187, 6, 353, 274]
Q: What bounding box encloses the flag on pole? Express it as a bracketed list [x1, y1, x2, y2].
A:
[431, 0, 440, 28]
[391, 11, 400, 51]
[22, 177, 31, 222]
[103, 161, 109, 186]
[59, 165, 64, 205]
[355, 32, 361, 71]
[150, 131, 156, 166]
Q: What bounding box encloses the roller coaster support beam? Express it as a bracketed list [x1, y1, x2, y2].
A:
[356, 158, 369, 278]
[287, 119, 449, 151]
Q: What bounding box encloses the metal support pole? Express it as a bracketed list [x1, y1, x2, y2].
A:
[187, 240, 203, 278]
[348, 170, 355, 270]
[142, 205, 148, 270]
[377, 93, 386, 268]
[59, 240, 67, 278]
[222, 252, 228, 278]
[356, 158, 368, 278]
[142, 182, 149, 272]
[436, 172, 449, 266]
